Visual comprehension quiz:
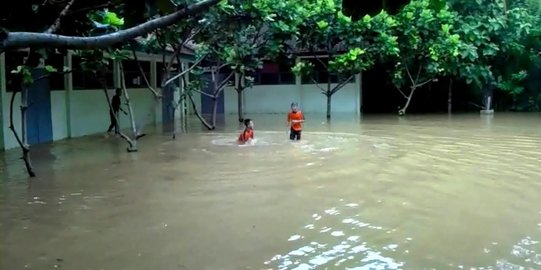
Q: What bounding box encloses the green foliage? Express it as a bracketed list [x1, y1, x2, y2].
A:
[294, 0, 400, 92]
[390, 0, 462, 89]
[10, 65, 33, 86]
[193, 0, 307, 78]
[449, 0, 541, 103]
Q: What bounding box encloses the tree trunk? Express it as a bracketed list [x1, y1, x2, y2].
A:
[99, 80, 136, 150]
[188, 93, 214, 130]
[211, 68, 218, 127]
[326, 94, 332, 120]
[119, 64, 139, 152]
[8, 88, 35, 177]
[237, 89, 243, 122]
[235, 72, 244, 122]
[212, 97, 218, 128]
[448, 78, 453, 114]
[399, 87, 417, 116]
[326, 72, 332, 120]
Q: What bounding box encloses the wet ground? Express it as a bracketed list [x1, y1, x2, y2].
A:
[1, 113, 541, 270]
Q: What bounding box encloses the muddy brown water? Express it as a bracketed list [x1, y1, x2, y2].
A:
[1, 113, 541, 270]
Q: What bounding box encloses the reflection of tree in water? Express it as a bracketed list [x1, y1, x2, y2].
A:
[264, 200, 404, 270]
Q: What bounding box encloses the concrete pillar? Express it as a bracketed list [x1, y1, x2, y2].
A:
[295, 57, 303, 108]
[65, 51, 73, 138]
[150, 58, 159, 125]
[113, 60, 121, 89]
[0, 53, 5, 150]
[356, 72, 363, 116]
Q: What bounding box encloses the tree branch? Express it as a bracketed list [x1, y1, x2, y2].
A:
[395, 85, 408, 99]
[311, 49, 328, 69]
[1, 0, 221, 49]
[416, 78, 434, 88]
[46, 0, 77, 34]
[34, 70, 72, 82]
[415, 65, 422, 84]
[214, 72, 233, 95]
[309, 77, 327, 93]
[191, 88, 214, 98]
[330, 75, 355, 95]
[188, 93, 214, 130]
[405, 64, 416, 86]
[130, 45, 161, 98]
[162, 56, 204, 87]
[8, 89, 35, 177]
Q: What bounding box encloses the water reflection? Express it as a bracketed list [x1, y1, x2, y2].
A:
[265, 200, 404, 270]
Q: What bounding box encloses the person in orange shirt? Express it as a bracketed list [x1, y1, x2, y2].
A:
[287, 102, 305, 140]
[238, 118, 255, 144]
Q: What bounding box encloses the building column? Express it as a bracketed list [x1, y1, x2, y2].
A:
[150, 58, 159, 125]
[295, 57, 303, 107]
[113, 60, 121, 89]
[0, 53, 5, 150]
[356, 72, 363, 117]
[65, 51, 73, 138]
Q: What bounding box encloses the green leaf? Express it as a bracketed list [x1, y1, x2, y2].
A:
[317, 20, 329, 30]
[44, 65, 57, 73]
[103, 10, 124, 26]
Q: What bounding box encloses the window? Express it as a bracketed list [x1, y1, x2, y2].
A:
[254, 61, 295, 85]
[72, 56, 114, 90]
[300, 58, 355, 85]
[122, 60, 150, 88]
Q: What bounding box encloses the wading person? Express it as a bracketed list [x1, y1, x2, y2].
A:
[287, 102, 305, 141]
[238, 118, 255, 145]
[107, 88, 127, 136]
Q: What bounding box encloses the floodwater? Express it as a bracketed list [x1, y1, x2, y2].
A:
[1, 113, 541, 270]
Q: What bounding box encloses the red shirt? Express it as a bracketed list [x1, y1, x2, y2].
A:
[238, 128, 254, 143]
[288, 111, 304, 131]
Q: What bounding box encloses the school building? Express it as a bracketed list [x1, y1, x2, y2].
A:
[0, 51, 362, 151]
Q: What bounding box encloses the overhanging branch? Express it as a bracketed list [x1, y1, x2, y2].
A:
[1, 0, 221, 49]
[46, 0, 77, 34]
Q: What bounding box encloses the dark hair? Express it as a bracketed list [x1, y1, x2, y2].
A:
[244, 118, 252, 127]
[291, 102, 298, 107]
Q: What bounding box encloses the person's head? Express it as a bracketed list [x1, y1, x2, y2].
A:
[291, 102, 299, 112]
[244, 118, 254, 129]
[115, 88, 122, 96]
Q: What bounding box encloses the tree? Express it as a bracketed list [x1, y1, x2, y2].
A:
[0, 0, 222, 50]
[447, 0, 540, 111]
[292, 0, 399, 119]
[2, 0, 222, 177]
[389, 0, 461, 115]
[194, 0, 308, 122]
[8, 56, 69, 177]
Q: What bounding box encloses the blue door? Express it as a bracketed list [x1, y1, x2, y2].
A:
[26, 68, 53, 145]
[201, 73, 225, 114]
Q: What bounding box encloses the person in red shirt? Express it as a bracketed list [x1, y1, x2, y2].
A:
[238, 118, 254, 144]
[287, 102, 305, 140]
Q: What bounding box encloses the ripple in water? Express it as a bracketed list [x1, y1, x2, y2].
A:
[264, 200, 404, 270]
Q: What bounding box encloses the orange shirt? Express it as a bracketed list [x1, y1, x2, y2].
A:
[238, 128, 254, 143]
[288, 111, 304, 131]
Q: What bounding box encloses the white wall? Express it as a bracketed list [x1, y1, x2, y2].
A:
[1, 88, 159, 150]
[70, 89, 157, 138]
[224, 82, 359, 115]
[51, 91, 68, 141]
